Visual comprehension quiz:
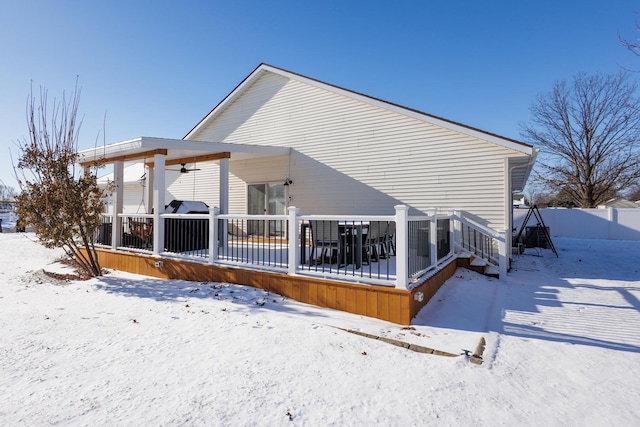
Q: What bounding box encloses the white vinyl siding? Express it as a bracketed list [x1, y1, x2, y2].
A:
[165, 155, 289, 215]
[166, 161, 220, 207]
[227, 155, 289, 214]
[189, 72, 526, 230]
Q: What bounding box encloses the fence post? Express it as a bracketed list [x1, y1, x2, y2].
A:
[498, 229, 507, 279]
[394, 205, 409, 289]
[209, 207, 218, 264]
[288, 206, 300, 276]
[428, 208, 438, 267]
[608, 208, 617, 240]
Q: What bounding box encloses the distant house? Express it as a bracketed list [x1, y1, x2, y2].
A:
[78, 64, 538, 324]
[597, 197, 639, 209]
[98, 163, 149, 214]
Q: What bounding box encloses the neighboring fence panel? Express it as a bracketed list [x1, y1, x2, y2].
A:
[513, 208, 640, 241]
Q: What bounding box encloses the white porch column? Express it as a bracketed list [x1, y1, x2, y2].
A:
[219, 158, 229, 215]
[428, 208, 438, 267]
[498, 229, 508, 279]
[111, 161, 124, 249]
[152, 153, 165, 256]
[288, 206, 300, 276]
[394, 205, 409, 290]
[145, 165, 153, 213]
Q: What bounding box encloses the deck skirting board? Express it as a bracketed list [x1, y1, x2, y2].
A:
[85, 248, 460, 325]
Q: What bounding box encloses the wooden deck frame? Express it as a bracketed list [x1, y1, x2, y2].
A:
[87, 247, 459, 325]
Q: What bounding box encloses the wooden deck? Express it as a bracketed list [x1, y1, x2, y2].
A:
[88, 247, 459, 325]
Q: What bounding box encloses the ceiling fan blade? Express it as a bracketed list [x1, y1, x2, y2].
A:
[166, 163, 199, 173]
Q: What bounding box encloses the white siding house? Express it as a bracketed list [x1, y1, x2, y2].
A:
[78, 64, 538, 320]
[169, 64, 535, 235]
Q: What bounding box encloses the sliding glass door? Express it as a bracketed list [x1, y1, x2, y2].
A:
[247, 183, 286, 237]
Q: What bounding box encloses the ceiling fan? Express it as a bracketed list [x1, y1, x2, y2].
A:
[167, 163, 201, 173]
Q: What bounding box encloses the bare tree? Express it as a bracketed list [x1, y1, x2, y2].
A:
[521, 72, 640, 208]
[0, 183, 16, 201]
[620, 20, 640, 58]
[522, 174, 548, 207]
[14, 82, 106, 277]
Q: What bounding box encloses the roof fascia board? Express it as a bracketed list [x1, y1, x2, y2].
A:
[78, 137, 144, 163]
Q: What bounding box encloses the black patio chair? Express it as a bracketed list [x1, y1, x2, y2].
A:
[380, 221, 396, 258]
[309, 220, 347, 266]
[363, 221, 387, 264]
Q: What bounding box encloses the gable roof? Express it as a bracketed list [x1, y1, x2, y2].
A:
[185, 63, 534, 156]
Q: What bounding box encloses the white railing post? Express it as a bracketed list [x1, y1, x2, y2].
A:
[450, 209, 461, 253]
[288, 206, 300, 276]
[428, 208, 438, 266]
[209, 207, 218, 264]
[498, 229, 507, 279]
[394, 205, 409, 290]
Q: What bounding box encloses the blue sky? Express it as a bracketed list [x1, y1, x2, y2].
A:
[0, 0, 637, 189]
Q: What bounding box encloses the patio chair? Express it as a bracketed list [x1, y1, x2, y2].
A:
[380, 221, 396, 258]
[363, 221, 387, 264]
[129, 217, 153, 249]
[309, 220, 347, 266]
[227, 221, 248, 239]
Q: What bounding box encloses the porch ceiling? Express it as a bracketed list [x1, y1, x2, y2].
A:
[78, 137, 291, 166]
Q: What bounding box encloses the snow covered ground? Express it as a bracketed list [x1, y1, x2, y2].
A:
[1, 232, 639, 426]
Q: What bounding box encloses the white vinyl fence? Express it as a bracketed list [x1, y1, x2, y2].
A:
[513, 208, 640, 241]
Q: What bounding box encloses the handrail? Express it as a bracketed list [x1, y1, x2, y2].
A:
[117, 213, 153, 218]
[299, 214, 395, 222]
[162, 213, 209, 220]
[219, 213, 289, 221]
[454, 212, 503, 240]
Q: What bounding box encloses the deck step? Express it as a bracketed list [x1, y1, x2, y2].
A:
[483, 265, 499, 278]
[456, 254, 499, 279]
[470, 257, 488, 267]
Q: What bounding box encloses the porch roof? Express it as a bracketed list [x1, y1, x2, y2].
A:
[78, 136, 291, 166]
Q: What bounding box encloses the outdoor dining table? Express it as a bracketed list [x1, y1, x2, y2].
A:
[299, 221, 367, 269]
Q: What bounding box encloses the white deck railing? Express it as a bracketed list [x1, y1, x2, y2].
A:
[96, 205, 507, 288]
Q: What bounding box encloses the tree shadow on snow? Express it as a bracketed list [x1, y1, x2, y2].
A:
[92, 275, 331, 321]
